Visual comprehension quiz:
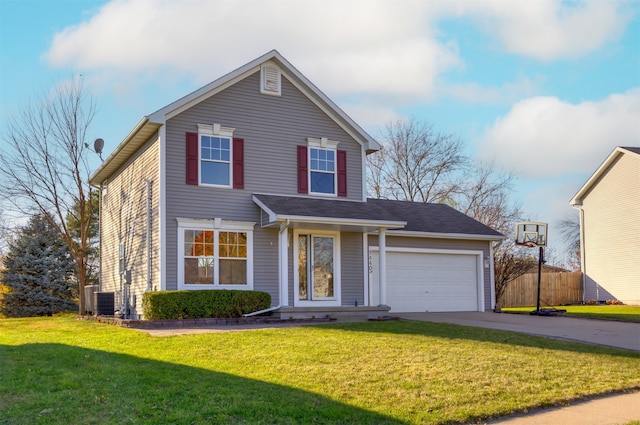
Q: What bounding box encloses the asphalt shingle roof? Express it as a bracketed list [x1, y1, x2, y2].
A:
[253, 194, 504, 238]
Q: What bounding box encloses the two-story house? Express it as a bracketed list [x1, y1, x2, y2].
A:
[89, 50, 504, 319]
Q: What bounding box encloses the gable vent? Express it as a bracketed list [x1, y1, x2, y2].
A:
[261, 63, 281, 96]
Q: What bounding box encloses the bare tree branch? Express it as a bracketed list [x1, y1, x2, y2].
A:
[0, 77, 97, 314]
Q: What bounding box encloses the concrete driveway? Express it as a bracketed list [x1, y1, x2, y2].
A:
[397, 312, 640, 352]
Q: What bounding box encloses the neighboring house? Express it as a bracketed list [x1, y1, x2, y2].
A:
[570, 146, 640, 305]
[89, 50, 504, 319]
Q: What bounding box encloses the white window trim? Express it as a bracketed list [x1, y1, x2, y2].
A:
[177, 218, 254, 290]
[260, 62, 281, 96]
[198, 123, 235, 188]
[307, 137, 340, 197]
[293, 229, 341, 307]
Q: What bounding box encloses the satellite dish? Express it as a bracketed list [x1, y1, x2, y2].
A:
[94, 138, 104, 154]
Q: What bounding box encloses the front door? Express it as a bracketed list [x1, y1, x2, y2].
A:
[296, 233, 338, 303]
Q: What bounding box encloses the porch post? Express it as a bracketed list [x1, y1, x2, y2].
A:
[279, 226, 289, 307]
[378, 227, 387, 306]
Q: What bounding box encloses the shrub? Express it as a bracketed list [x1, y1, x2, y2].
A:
[142, 290, 271, 320]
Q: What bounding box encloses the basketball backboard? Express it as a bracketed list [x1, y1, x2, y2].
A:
[515, 222, 547, 247]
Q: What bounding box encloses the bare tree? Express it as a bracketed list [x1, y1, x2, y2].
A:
[493, 243, 532, 308]
[456, 162, 521, 236]
[558, 214, 581, 271]
[368, 119, 520, 234]
[368, 119, 467, 203]
[0, 78, 97, 315]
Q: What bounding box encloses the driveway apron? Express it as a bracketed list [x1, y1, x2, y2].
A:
[397, 312, 640, 351]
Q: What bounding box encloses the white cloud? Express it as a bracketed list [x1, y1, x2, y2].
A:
[44, 0, 461, 101]
[43, 0, 634, 108]
[444, 0, 633, 61]
[339, 102, 406, 135]
[442, 75, 544, 104]
[478, 88, 640, 178]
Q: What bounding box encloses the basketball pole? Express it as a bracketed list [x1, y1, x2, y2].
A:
[535, 246, 544, 314]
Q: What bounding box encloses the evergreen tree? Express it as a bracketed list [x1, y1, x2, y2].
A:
[0, 215, 77, 317]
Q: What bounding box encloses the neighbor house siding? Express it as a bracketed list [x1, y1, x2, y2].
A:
[100, 136, 160, 318]
[581, 153, 640, 304]
[367, 235, 493, 310]
[163, 71, 365, 290]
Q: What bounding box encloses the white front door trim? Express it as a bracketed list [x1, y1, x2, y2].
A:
[293, 229, 342, 307]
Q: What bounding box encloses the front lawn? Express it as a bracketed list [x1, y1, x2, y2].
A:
[1, 315, 639, 425]
[502, 305, 640, 322]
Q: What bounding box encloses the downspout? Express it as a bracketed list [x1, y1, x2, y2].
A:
[90, 182, 104, 294]
[242, 219, 290, 317]
[572, 204, 588, 302]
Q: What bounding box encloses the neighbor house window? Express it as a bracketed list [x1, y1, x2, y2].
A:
[178, 218, 254, 289]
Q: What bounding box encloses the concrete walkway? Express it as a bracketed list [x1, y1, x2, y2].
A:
[397, 311, 640, 351]
[484, 391, 640, 425]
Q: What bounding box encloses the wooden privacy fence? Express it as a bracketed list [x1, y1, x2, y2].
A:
[499, 271, 583, 308]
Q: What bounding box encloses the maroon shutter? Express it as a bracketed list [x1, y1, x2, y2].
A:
[186, 132, 198, 185]
[337, 149, 347, 197]
[297, 145, 308, 194]
[232, 137, 244, 189]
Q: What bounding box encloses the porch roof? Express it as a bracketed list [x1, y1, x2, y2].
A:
[253, 194, 505, 239]
[253, 194, 406, 232]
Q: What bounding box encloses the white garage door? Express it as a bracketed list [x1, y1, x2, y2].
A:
[370, 250, 481, 312]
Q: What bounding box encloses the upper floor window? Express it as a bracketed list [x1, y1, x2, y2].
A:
[201, 135, 231, 186]
[298, 138, 347, 197]
[310, 148, 335, 194]
[186, 124, 244, 189]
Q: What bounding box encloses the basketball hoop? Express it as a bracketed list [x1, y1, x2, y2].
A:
[514, 222, 550, 316]
[515, 222, 547, 248]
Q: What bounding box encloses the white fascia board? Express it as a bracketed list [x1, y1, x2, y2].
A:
[378, 230, 506, 241]
[570, 147, 629, 206]
[282, 73, 379, 151]
[90, 117, 164, 185]
[252, 195, 278, 223]
[277, 214, 406, 229]
[267, 51, 381, 152]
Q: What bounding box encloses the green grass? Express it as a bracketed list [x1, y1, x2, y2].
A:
[1, 315, 639, 425]
[502, 305, 640, 322]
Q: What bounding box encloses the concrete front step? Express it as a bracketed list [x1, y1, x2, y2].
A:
[276, 306, 391, 320]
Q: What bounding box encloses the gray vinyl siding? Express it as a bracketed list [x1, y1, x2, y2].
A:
[368, 235, 494, 310]
[253, 227, 280, 305]
[100, 136, 160, 318]
[164, 70, 365, 291]
[581, 153, 640, 304]
[341, 232, 365, 306]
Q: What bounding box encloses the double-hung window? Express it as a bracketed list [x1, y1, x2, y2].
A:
[186, 124, 244, 188]
[300, 137, 346, 197]
[310, 148, 335, 194]
[178, 218, 254, 289]
[198, 124, 234, 187]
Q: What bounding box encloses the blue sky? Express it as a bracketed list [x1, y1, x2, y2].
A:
[1, 0, 639, 262]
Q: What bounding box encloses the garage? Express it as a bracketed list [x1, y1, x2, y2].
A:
[369, 248, 483, 313]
